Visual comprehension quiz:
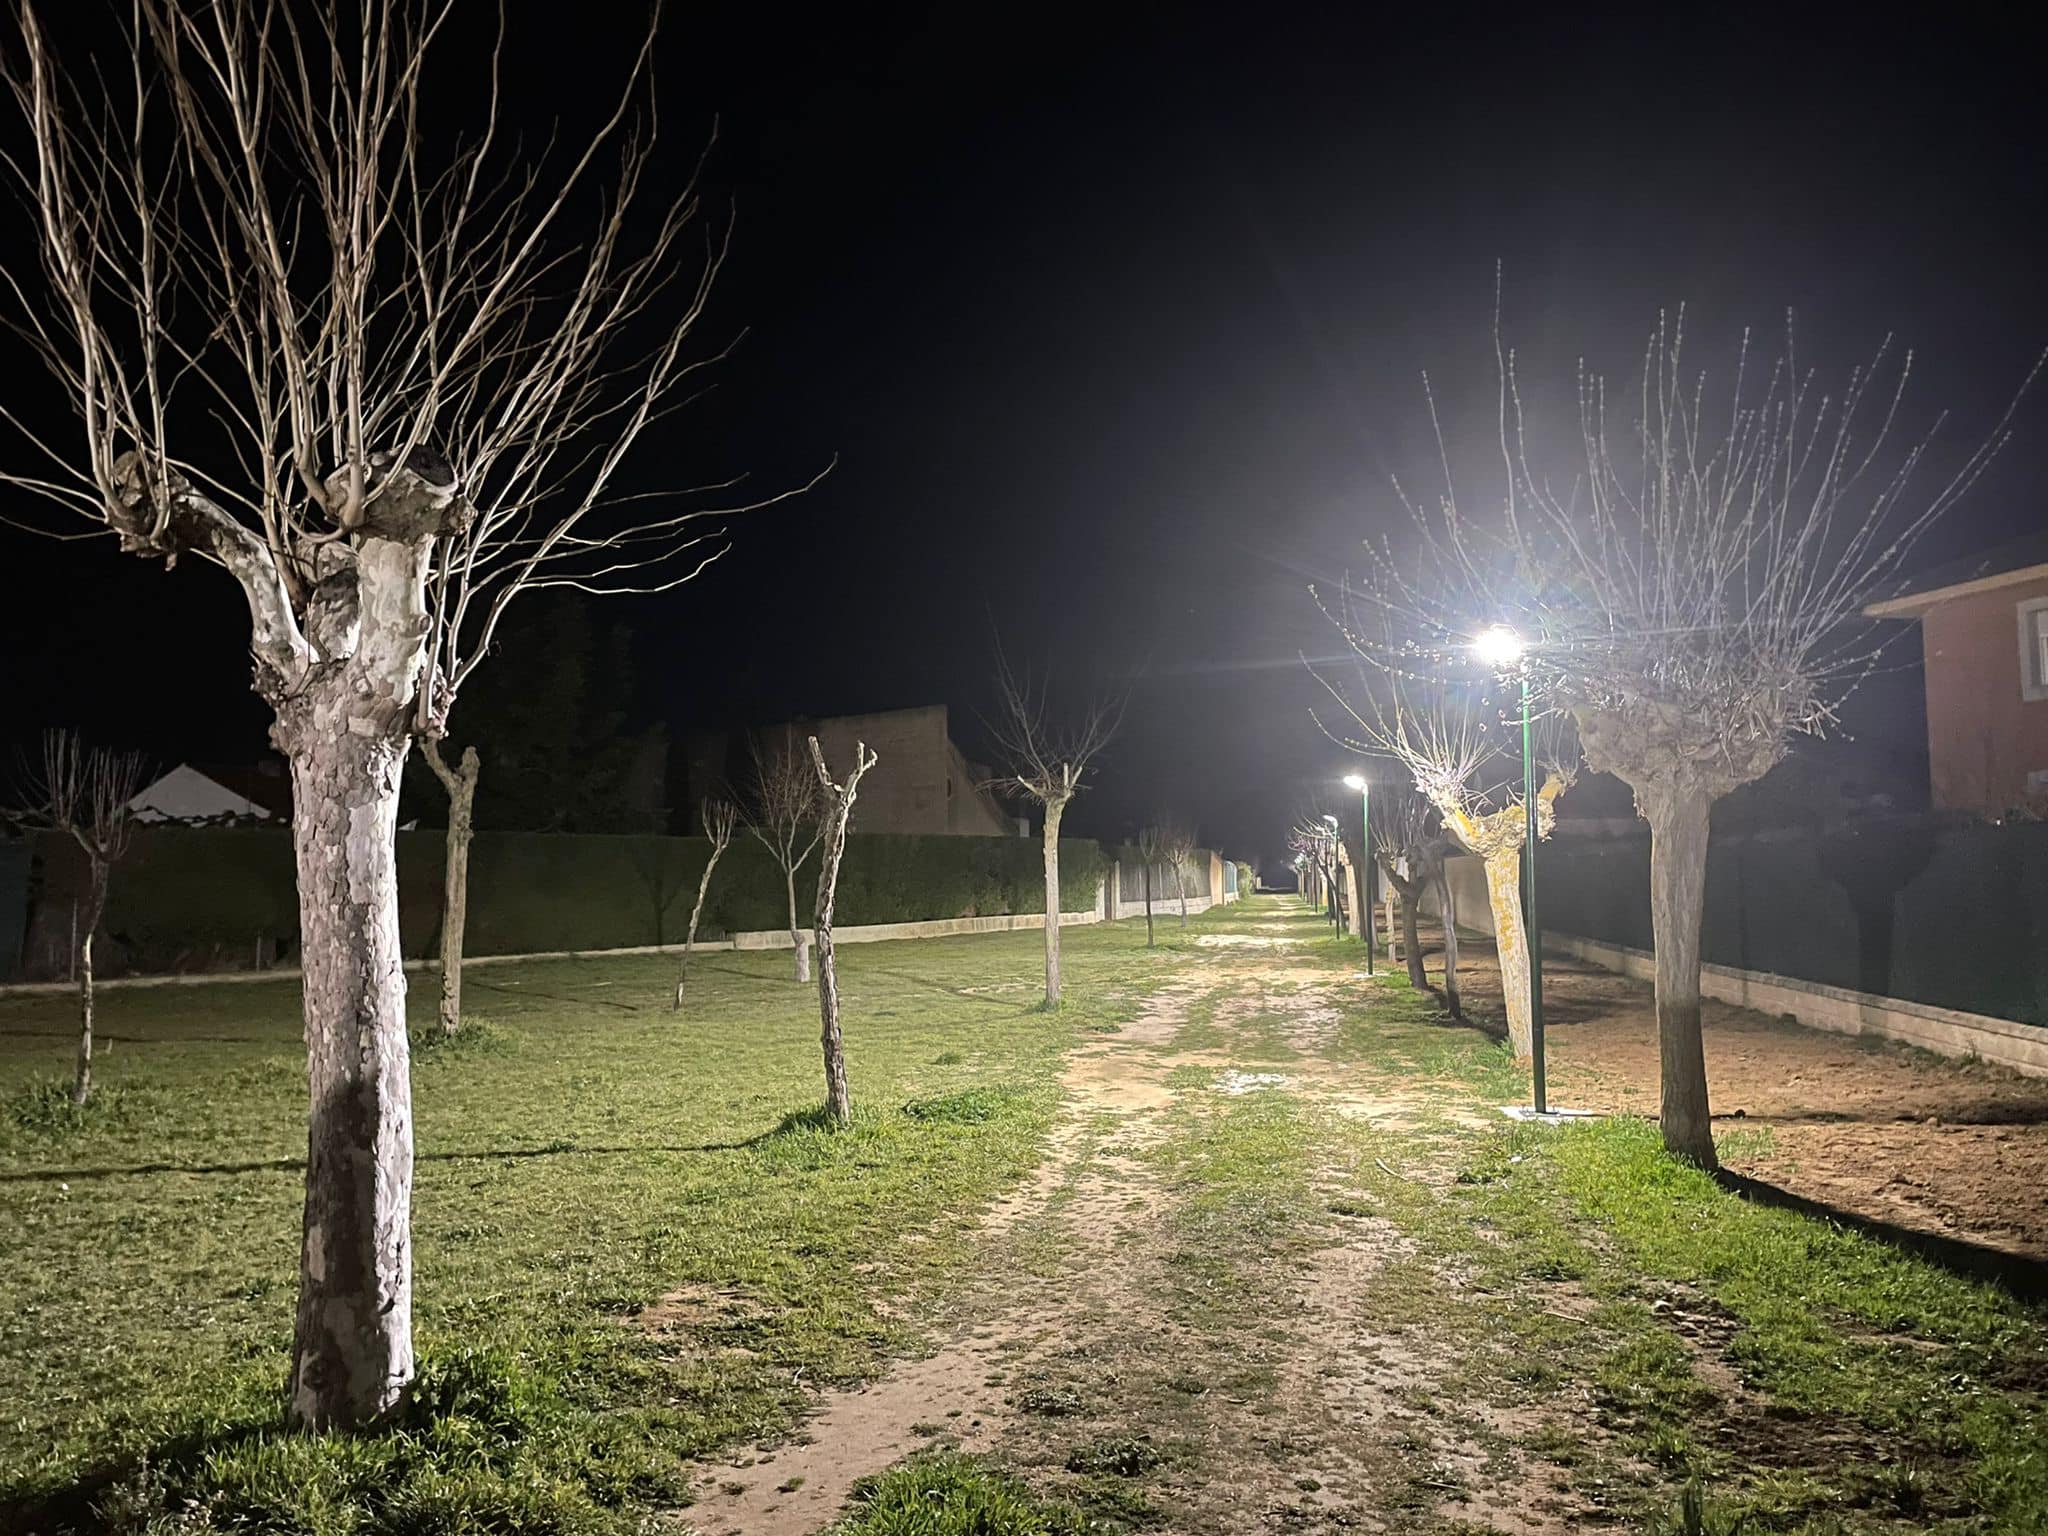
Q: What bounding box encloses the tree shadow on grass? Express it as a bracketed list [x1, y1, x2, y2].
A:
[464, 975, 648, 1013]
[1714, 1168, 2048, 1301]
[0, 1133, 785, 1184]
[863, 965, 1038, 1012]
[1, 1414, 285, 1535]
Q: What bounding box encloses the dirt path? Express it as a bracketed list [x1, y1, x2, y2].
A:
[680, 911, 1613, 1535]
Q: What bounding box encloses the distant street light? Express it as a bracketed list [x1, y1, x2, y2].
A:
[1473, 624, 1546, 1115]
[1341, 771, 1375, 975]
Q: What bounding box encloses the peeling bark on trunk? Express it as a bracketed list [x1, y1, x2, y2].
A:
[1481, 844, 1534, 1062]
[282, 698, 415, 1430]
[1041, 805, 1065, 1006]
[72, 861, 107, 1105]
[1645, 790, 1717, 1167]
[423, 741, 478, 1037]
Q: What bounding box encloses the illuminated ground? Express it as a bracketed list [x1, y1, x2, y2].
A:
[2, 898, 2043, 1534]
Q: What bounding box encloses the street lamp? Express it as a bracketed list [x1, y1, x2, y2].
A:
[1341, 771, 1375, 975]
[1472, 624, 1546, 1116]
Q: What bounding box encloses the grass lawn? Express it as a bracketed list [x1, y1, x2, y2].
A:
[6, 897, 2046, 1536]
[0, 923, 1171, 1534]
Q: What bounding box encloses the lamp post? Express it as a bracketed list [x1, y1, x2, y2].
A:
[1342, 772, 1375, 976]
[1473, 625, 1546, 1116]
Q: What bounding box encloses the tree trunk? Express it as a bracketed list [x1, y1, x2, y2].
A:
[282, 712, 415, 1429]
[1393, 873, 1426, 990]
[1435, 861, 1462, 1019]
[1143, 859, 1154, 947]
[786, 867, 810, 982]
[1173, 863, 1188, 928]
[1040, 804, 1065, 1006]
[1645, 790, 1717, 1167]
[1481, 844, 1534, 1062]
[814, 805, 855, 1126]
[674, 842, 728, 1010]
[72, 861, 108, 1106]
[423, 741, 479, 1037]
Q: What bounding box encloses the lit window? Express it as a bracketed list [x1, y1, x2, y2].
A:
[2023, 597, 2048, 703]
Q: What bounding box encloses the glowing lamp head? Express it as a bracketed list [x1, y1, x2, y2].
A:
[1472, 624, 1526, 669]
[1342, 773, 1367, 791]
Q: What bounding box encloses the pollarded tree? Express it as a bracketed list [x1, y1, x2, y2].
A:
[809, 737, 877, 1127]
[1156, 818, 1198, 930]
[1345, 312, 2037, 1164]
[989, 648, 1121, 1008]
[748, 731, 825, 982]
[1369, 785, 1442, 995]
[9, 730, 147, 1104]
[0, 2, 813, 1426]
[674, 799, 737, 1010]
[1135, 822, 1166, 947]
[1309, 639, 1571, 1063]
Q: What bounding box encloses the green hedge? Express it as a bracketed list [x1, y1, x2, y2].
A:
[24, 827, 1111, 973]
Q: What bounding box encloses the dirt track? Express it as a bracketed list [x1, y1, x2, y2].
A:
[679, 903, 2048, 1534]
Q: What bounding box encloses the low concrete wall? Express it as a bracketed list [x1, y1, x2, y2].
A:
[1549, 932, 2048, 1079]
[1110, 893, 1218, 922]
[0, 902, 1111, 996]
[0, 875, 1246, 998]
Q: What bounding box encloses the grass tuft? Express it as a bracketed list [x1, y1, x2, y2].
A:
[832, 1452, 1092, 1534]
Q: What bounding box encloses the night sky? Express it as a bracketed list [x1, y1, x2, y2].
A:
[3, 4, 2043, 866]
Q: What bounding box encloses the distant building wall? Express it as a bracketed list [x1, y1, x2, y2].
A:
[742, 704, 1015, 838]
[945, 738, 1016, 836]
[1919, 572, 2048, 812]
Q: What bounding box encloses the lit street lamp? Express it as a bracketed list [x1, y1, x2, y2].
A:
[1342, 771, 1375, 975]
[1473, 624, 1547, 1116]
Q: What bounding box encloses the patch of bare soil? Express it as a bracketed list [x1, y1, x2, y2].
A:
[1436, 930, 2048, 1263]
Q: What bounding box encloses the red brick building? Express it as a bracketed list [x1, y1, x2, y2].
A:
[1866, 535, 2048, 814]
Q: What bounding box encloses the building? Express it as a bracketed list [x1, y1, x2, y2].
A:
[129, 761, 293, 824]
[1865, 533, 2048, 815]
[685, 703, 1020, 837]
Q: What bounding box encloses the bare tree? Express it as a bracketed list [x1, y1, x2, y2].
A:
[809, 737, 876, 1126]
[1369, 787, 1440, 993]
[674, 799, 737, 1010]
[420, 741, 479, 1038]
[1135, 822, 1165, 947]
[0, 3, 815, 1426]
[1287, 818, 1341, 925]
[747, 731, 824, 982]
[1328, 306, 2037, 1164]
[1309, 643, 1571, 1062]
[9, 730, 147, 1104]
[1156, 818, 1198, 929]
[988, 647, 1121, 1008]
